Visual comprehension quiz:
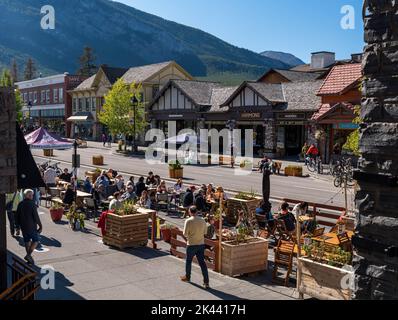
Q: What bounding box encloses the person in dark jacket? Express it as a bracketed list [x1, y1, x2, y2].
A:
[63, 184, 75, 206]
[195, 190, 210, 213]
[135, 176, 147, 197]
[15, 189, 43, 265]
[183, 186, 196, 208]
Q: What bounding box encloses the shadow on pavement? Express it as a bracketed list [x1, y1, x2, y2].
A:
[190, 283, 246, 300]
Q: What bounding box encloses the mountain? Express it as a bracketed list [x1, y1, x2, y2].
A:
[0, 0, 291, 84]
[260, 51, 305, 68]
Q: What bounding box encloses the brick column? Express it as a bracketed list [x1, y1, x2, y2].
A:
[353, 0, 398, 300]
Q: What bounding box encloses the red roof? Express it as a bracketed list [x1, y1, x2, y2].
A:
[311, 103, 354, 121]
[317, 64, 362, 95]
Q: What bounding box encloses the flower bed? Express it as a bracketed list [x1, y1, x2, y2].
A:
[226, 192, 262, 224]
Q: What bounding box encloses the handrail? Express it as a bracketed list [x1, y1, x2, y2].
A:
[0, 273, 39, 301]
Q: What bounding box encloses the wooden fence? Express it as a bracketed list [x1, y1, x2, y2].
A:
[170, 228, 220, 272]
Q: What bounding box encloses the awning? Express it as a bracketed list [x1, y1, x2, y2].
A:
[67, 112, 94, 122]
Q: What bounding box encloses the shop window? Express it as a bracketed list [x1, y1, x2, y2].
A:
[23, 93, 28, 103]
[46, 90, 50, 103]
[91, 97, 96, 112]
[41, 91, 45, 103]
[152, 85, 159, 99]
[28, 92, 33, 103]
[73, 98, 77, 113]
[33, 92, 37, 104]
[86, 98, 90, 112]
[78, 99, 83, 112]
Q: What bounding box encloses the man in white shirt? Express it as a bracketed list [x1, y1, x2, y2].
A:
[43, 167, 57, 187]
[180, 206, 209, 289]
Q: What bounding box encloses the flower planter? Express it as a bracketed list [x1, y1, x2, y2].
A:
[92, 155, 104, 166]
[284, 165, 303, 177]
[221, 237, 268, 277]
[103, 212, 149, 249]
[85, 170, 101, 183]
[169, 168, 183, 179]
[226, 197, 262, 225]
[50, 208, 64, 222]
[298, 257, 352, 300]
[43, 149, 53, 157]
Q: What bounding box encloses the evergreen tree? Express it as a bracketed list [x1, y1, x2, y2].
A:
[0, 69, 12, 87]
[77, 46, 97, 77]
[24, 58, 36, 80]
[0, 69, 23, 122]
[11, 59, 18, 83]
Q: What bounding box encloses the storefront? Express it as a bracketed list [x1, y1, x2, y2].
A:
[67, 112, 95, 140]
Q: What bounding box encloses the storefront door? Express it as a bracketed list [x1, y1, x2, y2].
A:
[285, 125, 303, 156]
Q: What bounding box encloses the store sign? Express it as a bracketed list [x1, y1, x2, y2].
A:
[168, 114, 184, 119]
[277, 113, 305, 120]
[278, 121, 305, 126]
[333, 123, 359, 130]
[241, 112, 261, 119]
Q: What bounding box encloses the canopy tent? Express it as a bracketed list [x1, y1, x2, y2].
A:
[24, 127, 73, 150]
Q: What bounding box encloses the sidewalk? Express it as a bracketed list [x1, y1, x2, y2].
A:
[6, 207, 298, 300]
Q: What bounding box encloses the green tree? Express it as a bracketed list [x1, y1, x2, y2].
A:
[98, 79, 147, 148]
[24, 58, 36, 80]
[0, 69, 23, 122]
[77, 46, 97, 77]
[343, 106, 361, 156]
[11, 59, 18, 83]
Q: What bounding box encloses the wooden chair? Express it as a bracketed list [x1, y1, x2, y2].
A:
[273, 240, 295, 286]
[156, 193, 170, 213]
[312, 227, 325, 237]
[329, 224, 338, 233]
[337, 232, 352, 252]
[83, 197, 98, 221]
[39, 187, 52, 208]
[274, 219, 293, 242]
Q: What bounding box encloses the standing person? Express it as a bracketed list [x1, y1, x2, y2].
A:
[43, 166, 57, 187]
[302, 142, 309, 164]
[15, 189, 43, 265]
[107, 134, 112, 147]
[59, 168, 72, 182]
[102, 133, 107, 147]
[6, 191, 23, 237]
[180, 206, 210, 289]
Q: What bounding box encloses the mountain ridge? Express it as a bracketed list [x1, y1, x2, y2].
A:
[260, 51, 305, 68]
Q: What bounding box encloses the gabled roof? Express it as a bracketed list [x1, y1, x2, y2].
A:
[209, 86, 239, 113]
[317, 63, 362, 96]
[311, 102, 355, 121]
[74, 74, 96, 90]
[122, 61, 192, 84]
[258, 69, 323, 83]
[74, 65, 128, 91]
[279, 80, 323, 112]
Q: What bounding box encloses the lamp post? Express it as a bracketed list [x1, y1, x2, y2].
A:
[226, 120, 236, 168]
[131, 96, 138, 153]
[27, 101, 32, 128]
[72, 140, 80, 203]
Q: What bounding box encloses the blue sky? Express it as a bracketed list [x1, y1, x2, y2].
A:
[116, 0, 364, 63]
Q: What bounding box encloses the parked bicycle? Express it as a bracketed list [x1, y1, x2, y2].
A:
[39, 161, 62, 176]
[306, 156, 323, 174]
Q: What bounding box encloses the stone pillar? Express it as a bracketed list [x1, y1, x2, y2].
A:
[353, 1, 398, 300]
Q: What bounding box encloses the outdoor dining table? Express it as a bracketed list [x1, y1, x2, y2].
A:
[311, 231, 354, 246]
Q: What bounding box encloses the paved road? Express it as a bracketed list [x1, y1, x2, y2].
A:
[32, 145, 347, 207]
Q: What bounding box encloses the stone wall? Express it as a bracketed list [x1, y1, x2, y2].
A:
[353, 0, 398, 300]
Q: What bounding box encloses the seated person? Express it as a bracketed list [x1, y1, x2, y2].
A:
[63, 184, 75, 206]
[154, 175, 161, 187]
[95, 171, 110, 188]
[107, 168, 118, 179]
[182, 186, 196, 208]
[259, 156, 271, 173]
[174, 178, 183, 192]
[59, 168, 72, 182]
[138, 190, 151, 209]
[135, 177, 147, 197]
[109, 192, 122, 211]
[213, 186, 227, 201]
[93, 184, 107, 209]
[205, 216, 216, 240]
[146, 172, 156, 186]
[236, 210, 249, 229]
[83, 177, 93, 194]
[277, 202, 296, 233]
[122, 184, 137, 202]
[157, 180, 168, 194]
[206, 184, 215, 202]
[195, 190, 211, 213]
[115, 175, 125, 191]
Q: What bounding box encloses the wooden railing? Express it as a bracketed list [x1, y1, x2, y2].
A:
[170, 228, 220, 272]
[283, 198, 345, 228]
[0, 256, 40, 301]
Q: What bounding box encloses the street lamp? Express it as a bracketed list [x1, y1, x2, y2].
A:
[226, 120, 236, 168]
[131, 96, 138, 153]
[72, 140, 80, 203]
[27, 101, 32, 127]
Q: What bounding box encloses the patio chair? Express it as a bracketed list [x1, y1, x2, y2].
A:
[39, 187, 52, 208]
[156, 193, 170, 213]
[312, 227, 325, 237]
[83, 197, 98, 221]
[273, 240, 295, 287]
[274, 219, 293, 242]
[337, 232, 352, 252]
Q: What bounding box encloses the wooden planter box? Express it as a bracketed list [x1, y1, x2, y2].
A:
[169, 168, 183, 179]
[285, 165, 303, 177]
[85, 171, 100, 183]
[221, 237, 268, 277]
[219, 156, 233, 165]
[103, 212, 149, 249]
[298, 257, 352, 300]
[43, 149, 53, 157]
[226, 197, 262, 224]
[92, 155, 104, 166]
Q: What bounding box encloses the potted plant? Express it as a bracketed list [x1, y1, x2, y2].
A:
[66, 204, 85, 231]
[160, 224, 176, 243]
[168, 160, 184, 179]
[226, 190, 261, 224]
[49, 203, 64, 222]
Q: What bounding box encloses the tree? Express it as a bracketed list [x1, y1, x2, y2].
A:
[24, 58, 36, 80]
[343, 105, 361, 156]
[11, 59, 18, 83]
[0, 69, 23, 122]
[77, 46, 97, 77]
[98, 79, 147, 148]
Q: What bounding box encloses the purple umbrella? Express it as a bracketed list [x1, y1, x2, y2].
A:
[24, 127, 73, 150]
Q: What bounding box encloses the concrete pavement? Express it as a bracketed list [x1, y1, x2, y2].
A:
[6, 207, 297, 300]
